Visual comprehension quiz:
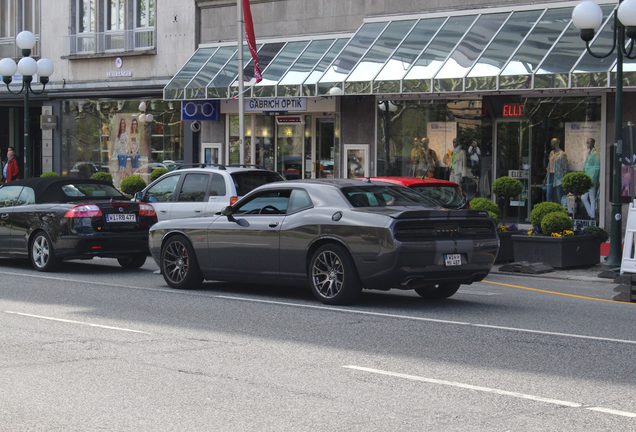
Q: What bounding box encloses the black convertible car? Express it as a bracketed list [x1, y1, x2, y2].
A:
[0, 177, 157, 271]
[149, 179, 499, 305]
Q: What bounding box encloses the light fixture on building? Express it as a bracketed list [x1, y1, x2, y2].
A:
[327, 86, 343, 96]
[377, 100, 398, 112]
[117, 101, 125, 111]
[0, 30, 54, 178]
[572, 0, 636, 267]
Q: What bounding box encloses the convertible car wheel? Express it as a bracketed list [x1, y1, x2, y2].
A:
[414, 283, 461, 300]
[309, 244, 361, 305]
[161, 235, 203, 290]
[29, 231, 60, 272]
[117, 254, 147, 269]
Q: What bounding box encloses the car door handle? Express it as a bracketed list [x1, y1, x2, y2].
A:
[159, 210, 168, 213]
[0, 213, 8, 220]
[194, 210, 202, 213]
[269, 222, 279, 228]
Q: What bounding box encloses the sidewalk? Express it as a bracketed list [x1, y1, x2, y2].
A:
[490, 262, 617, 284]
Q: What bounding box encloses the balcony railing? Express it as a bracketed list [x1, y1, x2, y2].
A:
[68, 28, 155, 55]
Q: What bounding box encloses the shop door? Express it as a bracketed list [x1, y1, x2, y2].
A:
[276, 124, 304, 180]
[201, 143, 222, 166]
[314, 118, 335, 179]
[494, 120, 532, 222]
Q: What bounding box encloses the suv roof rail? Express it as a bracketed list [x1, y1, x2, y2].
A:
[176, 163, 227, 170]
[225, 164, 265, 169]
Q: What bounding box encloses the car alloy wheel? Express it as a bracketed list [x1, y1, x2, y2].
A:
[29, 232, 59, 272]
[161, 235, 202, 290]
[309, 244, 361, 305]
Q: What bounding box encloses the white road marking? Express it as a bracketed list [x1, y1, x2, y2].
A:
[2, 270, 636, 346]
[344, 365, 636, 419]
[3, 311, 151, 335]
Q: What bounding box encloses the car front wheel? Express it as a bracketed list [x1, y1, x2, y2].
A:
[29, 231, 60, 272]
[117, 254, 147, 269]
[161, 235, 203, 290]
[309, 244, 361, 305]
[414, 283, 461, 299]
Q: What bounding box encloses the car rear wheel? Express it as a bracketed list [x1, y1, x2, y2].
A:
[414, 283, 461, 299]
[161, 235, 202, 290]
[117, 254, 147, 269]
[309, 244, 361, 305]
[29, 231, 60, 272]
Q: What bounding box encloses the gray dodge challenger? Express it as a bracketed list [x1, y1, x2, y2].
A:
[149, 179, 499, 305]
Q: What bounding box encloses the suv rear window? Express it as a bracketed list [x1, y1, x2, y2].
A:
[231, 171, 284, 196]
[342, 185, 437, 208]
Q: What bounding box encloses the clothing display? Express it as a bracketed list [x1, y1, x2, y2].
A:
[581, 147, 600, 219]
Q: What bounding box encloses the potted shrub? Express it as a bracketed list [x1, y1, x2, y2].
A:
[40, 171, 58, 178]
[470, 197, 518, 263]
[512, 203, 601, 269]
[492, 176, 523, 222]
[561, 171, 592, 218]
[150, 167, 169, 183]
[90, 171, 113, 185]
[119, 175, 146, 196]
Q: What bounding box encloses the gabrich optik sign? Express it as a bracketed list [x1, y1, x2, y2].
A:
[245, 97, 307, 112]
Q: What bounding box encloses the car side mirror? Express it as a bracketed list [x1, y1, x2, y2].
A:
[133, 191, 144, 202]
[221, 205, 237, 222]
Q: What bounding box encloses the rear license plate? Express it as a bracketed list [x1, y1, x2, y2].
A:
[106, 213, 136, 223]
[444, 254, 462, 266]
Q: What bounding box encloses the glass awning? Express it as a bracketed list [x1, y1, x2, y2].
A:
[164, 1, 624, 100]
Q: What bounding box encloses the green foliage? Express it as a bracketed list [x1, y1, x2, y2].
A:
[90, 172, 113, 184]
[40, 171, 58, 178]
[583, 225, 609, 242]
[469, 198, 500, 225]
[492, 176, 523, 199]
[530, 201, 568, 229]
[150, 167, 169, 183]
[562, 171, 592, 196]
[119, 175, 146, 195]
[541, 211, 573, 236]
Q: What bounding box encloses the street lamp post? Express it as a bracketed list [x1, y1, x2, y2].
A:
[0, 31, 54, 179]
[572, 0, 636, 267]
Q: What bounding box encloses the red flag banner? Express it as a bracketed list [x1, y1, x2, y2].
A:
[242, 0, 262, 83]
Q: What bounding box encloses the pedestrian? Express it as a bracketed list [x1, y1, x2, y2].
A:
[3, 147, 19, 183]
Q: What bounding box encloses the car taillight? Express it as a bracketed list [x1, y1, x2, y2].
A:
[139, 203, 156, 217]
[229, 196, 238, 205]
[64, 204, 103, 218]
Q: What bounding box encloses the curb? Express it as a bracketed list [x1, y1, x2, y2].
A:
[489, 270, 617, 284]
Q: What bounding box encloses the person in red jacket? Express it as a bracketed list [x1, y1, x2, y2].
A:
[3, 148, 19, 183]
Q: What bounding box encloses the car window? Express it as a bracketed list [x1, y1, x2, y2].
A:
[61, 183, 125, 199]
[209, 173, 227, 197]
[146, 174, 180, 203]
[177, 173, 209, 202]
[0, 186, 23, 207]
[16, 187, 35, 205]
[342, 185, 437, 208]
[234, 190, 291, 215]
[411, 185, 466, 208]
[231, 171, 284, 196]
[287, 189, 313, 213]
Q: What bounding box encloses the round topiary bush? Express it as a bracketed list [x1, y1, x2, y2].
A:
[583, 225, 609, 242]
[493, 176, 523, 200]
[562, 171, 593, 196]
[150, 167, 169, 183]
[40, 171, 58, 178]
[469, 198, 500, 225]
[119, 175, 146, 195]
[90, 172, 113, 184]
[541, 211, 573, 236]
[530, 201, 568, 229]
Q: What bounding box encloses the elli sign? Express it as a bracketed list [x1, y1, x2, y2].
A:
[502, 103, 524, 117]
[245, 97, 307, 113]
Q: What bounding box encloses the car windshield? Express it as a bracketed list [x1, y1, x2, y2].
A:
[61, 183, 127, 199]
[231, 171, 284, 196]
[410, 185, 466, 209]
[342, 185, 438, 208]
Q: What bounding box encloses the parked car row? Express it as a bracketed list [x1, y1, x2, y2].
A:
[0, 170, 498, 305]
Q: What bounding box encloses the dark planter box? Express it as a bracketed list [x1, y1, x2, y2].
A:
[495, 230, 519, 263]
[511, 234, 600, 269]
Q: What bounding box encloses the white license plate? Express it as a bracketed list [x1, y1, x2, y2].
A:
[444, 254, 462, 266]
[106, 213, 136, 223]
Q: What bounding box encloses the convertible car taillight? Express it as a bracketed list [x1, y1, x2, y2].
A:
[139, 203, 156, 217]
[64, 204, 103, 218]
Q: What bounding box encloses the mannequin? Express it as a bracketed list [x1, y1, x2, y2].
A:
[545, 137, 568, 204]
[467, 139, 481, 177]
[450, 140, 466, 185]
[420, 136, 438, 178]
[410, 136, 425, 176]
[581, 138, 600, 219]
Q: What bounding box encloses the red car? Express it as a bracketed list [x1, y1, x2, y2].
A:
[369, 176, 468, 209]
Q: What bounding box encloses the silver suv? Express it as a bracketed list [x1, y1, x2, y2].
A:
[135, 165, 284, 221]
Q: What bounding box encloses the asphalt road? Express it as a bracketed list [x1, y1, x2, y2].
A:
[0, 257, 635, 431]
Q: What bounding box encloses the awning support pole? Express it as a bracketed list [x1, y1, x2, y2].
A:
[237, 0, 245, 165]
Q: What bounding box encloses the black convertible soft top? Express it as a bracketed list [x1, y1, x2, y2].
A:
[2, 176, 125, 204]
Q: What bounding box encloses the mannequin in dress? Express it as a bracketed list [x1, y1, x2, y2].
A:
[545, 137, 568, 203]
[581, 138, 600, 219]
[450, 140, 466, 185]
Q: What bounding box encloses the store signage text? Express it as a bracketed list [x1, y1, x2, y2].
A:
[245, 98, 307, 112]
[276, 115, 304, 125]
[107, 70, 133, 78]
[502, 103, 524, 117]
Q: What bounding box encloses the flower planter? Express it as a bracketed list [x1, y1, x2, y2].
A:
[511, 234, 600, 269]
[495, 230, 518, 263]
